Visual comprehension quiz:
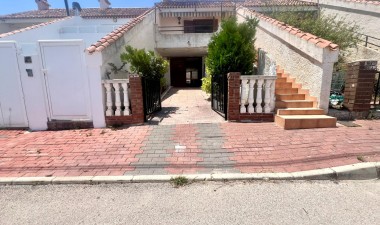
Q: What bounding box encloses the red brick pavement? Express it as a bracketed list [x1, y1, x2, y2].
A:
[0, 127, 151, 177]
[0, 120, 379, 177]
[221, 120, 380, 173]
[165, 124, 203, 174]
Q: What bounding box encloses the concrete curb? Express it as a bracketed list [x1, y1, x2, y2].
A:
[0, 162, 379, 185]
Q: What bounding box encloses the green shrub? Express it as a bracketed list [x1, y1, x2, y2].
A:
[120, 45, 169, 79]
[268, 11, 361, 68]
[206, 16, 259, 77]
[201, 74, 212, 94]
[160, 77, 168, 93]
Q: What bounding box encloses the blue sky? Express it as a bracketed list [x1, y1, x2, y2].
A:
[0, 0, 157, 15]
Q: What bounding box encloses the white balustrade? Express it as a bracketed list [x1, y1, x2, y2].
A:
[240, 78, 248, 113]
[102, 79, 131, 116]
[240, 75, 277, 114]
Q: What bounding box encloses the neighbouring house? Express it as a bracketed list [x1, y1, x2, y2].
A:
[302, 0, 380, 68]
[0, 0, 149, 34]
[6, 0, 375, 131]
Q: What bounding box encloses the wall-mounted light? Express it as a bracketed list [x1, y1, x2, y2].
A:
[177, 17, 181, 25]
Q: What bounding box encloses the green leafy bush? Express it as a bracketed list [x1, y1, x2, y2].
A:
[206, 16, 259, 77]
[160, 77, 168, 93]
[201, 74, 212, 94]
[268, 11, 361, 68]
[120, 45, 169, 79]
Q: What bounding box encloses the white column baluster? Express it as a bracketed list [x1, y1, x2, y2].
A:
[264, 79, 272, 113]
[122, 82, 131, 115]
[247, 78, 255, 113]
[104, 83, 113, 116]
[256, 78, 264, 113]
[240, 78, 248, 113]
[270, 79, 276, 112]
[114, 83, 122, 116]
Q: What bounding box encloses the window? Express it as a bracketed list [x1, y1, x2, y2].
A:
[184, 19, 218, 33]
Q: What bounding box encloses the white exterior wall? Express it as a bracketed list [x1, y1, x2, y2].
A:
[58, 17, 132, 46]
[0, 17, 112, 129]
[303, 0, 380, 67]
[304, 0, 380, 39]
[0, 18, 55, 34]
[0, 20, 67, 42]
[237, 8, 339, 111]
[100, 11, 156, 79]
[346, 45, 380, 67]
[85, 52, 106, 128]
[0, 24, 13, 34]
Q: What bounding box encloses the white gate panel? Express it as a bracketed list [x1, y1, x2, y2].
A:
[39, 40, 91, 120]
[0, 42, 28, 127]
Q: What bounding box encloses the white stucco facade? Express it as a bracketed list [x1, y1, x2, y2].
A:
[0, 17, 110, 130]
[237, 7, 339, 111]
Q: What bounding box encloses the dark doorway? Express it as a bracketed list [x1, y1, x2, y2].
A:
[170, 57, 203, 87]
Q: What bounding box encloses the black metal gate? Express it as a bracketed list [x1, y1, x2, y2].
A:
[142, 77, 162, 121]
[211, 74, 228, 120]
[372, 71, 380, 109]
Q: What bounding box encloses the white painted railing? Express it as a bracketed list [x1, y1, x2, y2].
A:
[240, 75, 277, 114]
[102, 79, 131, 116]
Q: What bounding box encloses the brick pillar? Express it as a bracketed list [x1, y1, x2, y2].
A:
[129, 75, 145, 123]
[344, 61, 378, 112]
[227, 72, 241, 121]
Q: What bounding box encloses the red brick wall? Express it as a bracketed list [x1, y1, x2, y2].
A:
[344, 61, 377, 112]
[227, 72, 241, 121]
[227, 72, 274, 122]
[105, 75, 145, 126]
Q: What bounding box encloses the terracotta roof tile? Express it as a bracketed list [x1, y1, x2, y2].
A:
[0, 17, 70, 39]
[157, 0, 317, 8]
[0, 8, 149, 19]
[86, 8, 154, 54]
[240, 6, 339, 51]
[243, 0, 317, 7]
[157, 1, 235, 8]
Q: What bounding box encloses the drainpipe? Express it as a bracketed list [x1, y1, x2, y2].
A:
[64, 0, 70, 16]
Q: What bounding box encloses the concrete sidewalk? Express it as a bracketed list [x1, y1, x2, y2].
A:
[0, 120, 379, 178]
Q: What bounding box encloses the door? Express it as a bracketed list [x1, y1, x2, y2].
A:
[39, 40, 91, 120]
[0, 42, 28, 127]
[170, 57, 202, 87]
[170, 58, 186, 87]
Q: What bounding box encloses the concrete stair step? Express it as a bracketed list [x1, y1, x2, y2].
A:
[277, 108, 325, 115]
[275, 115, 337, 130]
[276, 100, 314, 108]
[276, 77, 288, 83]
[275, 88, 299, 94]
[276, 82, 293, 88]
[276, 94, 305, 100]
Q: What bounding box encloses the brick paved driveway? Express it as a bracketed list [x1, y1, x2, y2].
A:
[149, 88, 225, 125]
[0, 120, 379, 177]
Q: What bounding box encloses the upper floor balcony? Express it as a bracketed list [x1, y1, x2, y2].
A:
[154, 18, 219, 56]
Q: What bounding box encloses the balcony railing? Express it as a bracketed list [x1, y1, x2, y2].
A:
[240, 75, 277, 114]
[358, 33, 380, 49]
[158, 24, 217, 34]
[102, 79, 131, 116]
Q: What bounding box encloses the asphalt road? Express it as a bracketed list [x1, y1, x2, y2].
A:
[0, 180, 379, 225]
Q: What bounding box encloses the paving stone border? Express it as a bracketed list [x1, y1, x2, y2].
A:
[1, 162, 378, 185]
